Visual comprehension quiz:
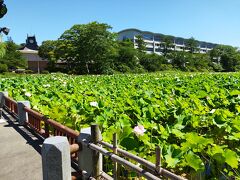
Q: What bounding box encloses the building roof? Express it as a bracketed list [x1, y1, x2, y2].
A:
[118, 28, 218, 47]
[18, 47, 38, 54]
[19, 35, 39, 51]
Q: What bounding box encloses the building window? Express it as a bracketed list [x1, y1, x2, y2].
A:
[146, 48, 154, 52]
[143, 34, 153, 40]
[174, 38, 184, 45]
[200, 42, 207, 48]
[154, 36, 161, 41]
[207, 43, 214, 49]
[147, 43, 154, 46]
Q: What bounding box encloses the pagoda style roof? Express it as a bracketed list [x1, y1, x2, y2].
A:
[18, 47, 38, 54]
[19, 35, 39, 51]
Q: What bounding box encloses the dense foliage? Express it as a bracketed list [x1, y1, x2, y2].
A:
[1, 72, 240, 179]
[0, 0, 7, 18]
[0, 40, 27, 72]
[38, 40, 58, 71]
[38, 22, 240, 75]
[0, 42, 6, 58]
[58, 22, 117, 74]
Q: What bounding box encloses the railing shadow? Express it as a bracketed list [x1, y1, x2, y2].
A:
[2, 110, 43, 155]
[2, 109, 80, 172]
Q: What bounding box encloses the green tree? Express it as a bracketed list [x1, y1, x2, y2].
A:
[38, 40, 58, 70]
[0, 42, 6, 58]
[170, 51, 189, 70]
[188, 53, 212, 71]
[210, 45, 240, 71]
[185, 37, 199, 53]
[0, 0, 8, 57]
[161, 35, 174, 56]
[0, 63, 7, 73]
[170, 51, 212, 71]
[58, 22, 117, 74]
[0, 40, 27, 70]
[0, 0, 7, 58]
[0, 0, 7, 18]
[139, 53, 166, 72]
[135, 35, 146, 53]
[115, 39, 140, 73]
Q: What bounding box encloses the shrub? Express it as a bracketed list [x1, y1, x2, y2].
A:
[15, 69, 25, 74]
[101, 67, 115, 75]
[159, 64, 174, 71]
[116, 64, 131, 73]
[0, 64, 8, 73]
[211, 62, 223, 72]
[25, 70, 34, 74]
[41, 70, 49, 74]
[140, 53, 166, 72]
[132, 66, 146, 74]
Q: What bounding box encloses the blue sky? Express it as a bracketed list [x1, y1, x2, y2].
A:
[1, 0, 240, 47]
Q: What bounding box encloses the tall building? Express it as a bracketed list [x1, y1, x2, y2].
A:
[118, 28, 218, 54]
[19, 35, 48, 72]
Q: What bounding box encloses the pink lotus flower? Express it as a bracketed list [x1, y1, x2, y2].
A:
[133, 125, 146, 136]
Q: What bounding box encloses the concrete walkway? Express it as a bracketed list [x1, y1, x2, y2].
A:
[0, 110, 43, 180]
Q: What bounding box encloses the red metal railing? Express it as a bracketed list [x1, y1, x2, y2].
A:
[23, 106, 79, 142]
[4, 96, 18, 116]
[23, 106, 79, 160]
[24, 107, 46, 136]
[45, 118, 78, 145]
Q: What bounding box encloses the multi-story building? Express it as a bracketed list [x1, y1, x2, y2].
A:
[118, 28, 218, 55]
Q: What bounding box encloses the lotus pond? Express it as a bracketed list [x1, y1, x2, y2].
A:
[1, 72, 240, 179]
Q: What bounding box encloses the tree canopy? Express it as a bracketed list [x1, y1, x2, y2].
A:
[38, 22, 240, 74]
[115, 39, 140, 73]
[57, 22, 117, 74]
[0, 40, 27, 71]
[0, 0, 7, 18]
[210, 45, 240, 71]
[38, 40, 58, 70]
[135, 35, 146, 53]
[185, 37, 199, 53]
[161, 36, 174, 56]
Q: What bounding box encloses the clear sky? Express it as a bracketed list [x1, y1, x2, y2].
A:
[1, 0, 240, 47]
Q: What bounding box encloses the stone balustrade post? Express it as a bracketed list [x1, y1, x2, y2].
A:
[42, 136, 71, 180]
[17, 101, 30, 125]
[78, 126, 102, 179]
[0, 91, 8, 108]
[0, 92, 8, 120]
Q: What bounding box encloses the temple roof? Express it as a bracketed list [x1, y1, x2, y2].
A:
[19, 35, 39, 51]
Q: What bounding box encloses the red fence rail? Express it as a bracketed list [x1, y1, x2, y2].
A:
[23, 106, 79, 160]
[23, 106, 79, 142]
[4, 96, 18, 116]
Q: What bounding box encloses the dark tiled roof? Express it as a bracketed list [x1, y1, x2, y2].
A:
[19, 35, 39, 50]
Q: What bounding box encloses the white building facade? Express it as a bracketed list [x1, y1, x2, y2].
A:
[118, 29, 217, 55]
